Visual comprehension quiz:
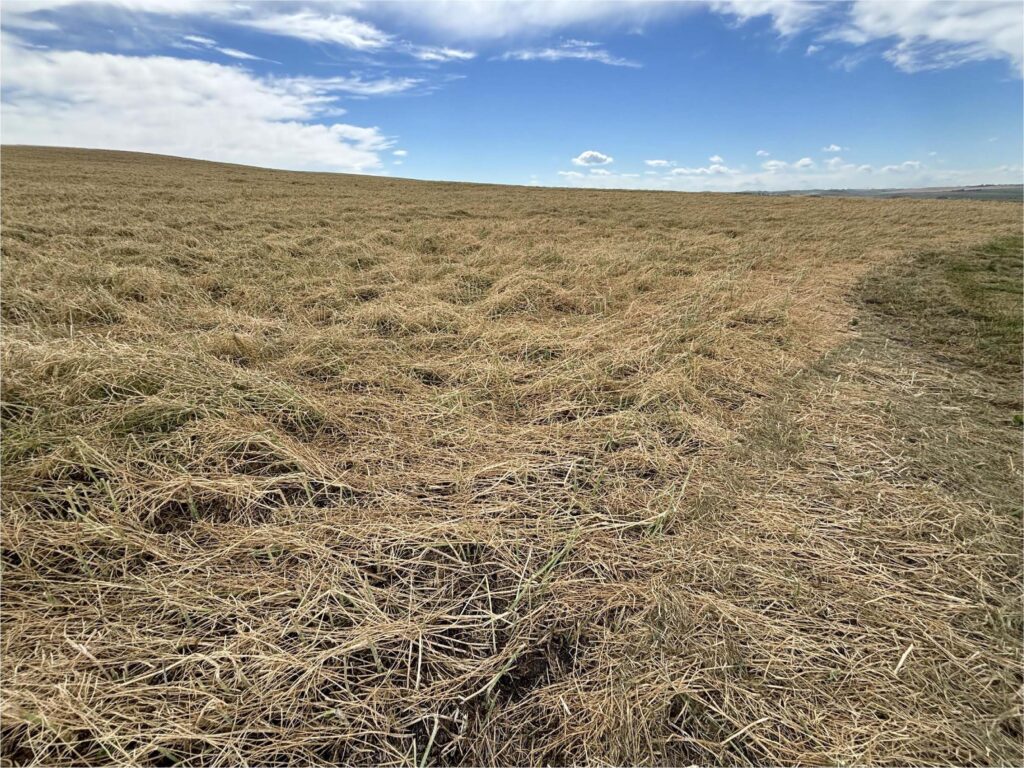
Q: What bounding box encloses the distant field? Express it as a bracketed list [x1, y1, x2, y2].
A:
[758, 184, 1024, 201]
[2, 147, 1022, 767]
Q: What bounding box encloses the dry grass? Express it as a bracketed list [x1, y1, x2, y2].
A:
[1, 146, 1021, 766]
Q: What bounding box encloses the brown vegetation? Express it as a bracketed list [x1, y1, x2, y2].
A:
[1, 146, 1022, 766]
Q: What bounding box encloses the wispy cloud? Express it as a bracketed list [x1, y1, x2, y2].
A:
[281, 74, 424, 98]
[183, 34, 216, 46]
[216, 47, 264, 61]
[835, 1, 1022, 74]
[179, 35, 273, 63]
[709, 0, 827, 36]
[236, 11, 392, 50]
[406, 44, 476, 62]
[4, 0, 1019, 76]
[499, 39, 640, 68]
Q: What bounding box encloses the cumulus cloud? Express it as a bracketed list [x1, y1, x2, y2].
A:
[880, 160, 923, 173]
[499, 39, 639, 67]
[806, 44, 823, 55]
[709, 154, 724, 163]
[645, 159, 675, 167]
[554, 152, 1015, 193]
[756, 149, 771, 157]
[0, 39, 393, 172]
[572, 150, 613, 166]
[670, 162, 737, 176]
[822, 144, 844, 152]
[393, 149, 408, 157]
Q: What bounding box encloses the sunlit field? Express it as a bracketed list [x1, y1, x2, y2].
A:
[2, 146, 1021, 766]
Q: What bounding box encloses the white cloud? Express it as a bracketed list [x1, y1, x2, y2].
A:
[0, 12, 60, 31]
[756, 149, 771, 157]
[407, 45, 476, 62]
[499, 39, 639, 67]
[822, 144, 844, 152]
[709, 154, 724, 163]
[552, 154, 1020, 193]
[645, 159, 675, 167]
[177, 34, 269, 63]
[183, 34, 216, 46]
[880, 160, 923, 173]
[236, 11, 392, 50]
[216, 47, 263, 61]
[572, 150, 613, 166]
[794, 157, 815, 169]
[709, 0, 827, 36]
[0, 39, 393, 172]
[393, 149, 408, 157]
[836, 0, 1022, 74]
[670, 162, 737, 176]
[281, 74, 422, 97]
[6, 0, 1019, 77]
[715, 0, 1022, 74]
[374, 1, 677, 40]
[589, 168, 613, 175]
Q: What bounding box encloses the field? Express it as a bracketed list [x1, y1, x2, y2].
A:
[1, 146, 1021, 766]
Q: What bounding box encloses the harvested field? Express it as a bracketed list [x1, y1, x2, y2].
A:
[1, 146, 1022, 766]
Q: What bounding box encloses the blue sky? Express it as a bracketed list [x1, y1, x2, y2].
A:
[2, 1, 1021, 190]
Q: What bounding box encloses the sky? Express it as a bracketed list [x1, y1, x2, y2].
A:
[1, 0, 1022, 191]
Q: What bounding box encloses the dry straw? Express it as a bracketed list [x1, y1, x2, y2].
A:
[1, 147, 1021, 766]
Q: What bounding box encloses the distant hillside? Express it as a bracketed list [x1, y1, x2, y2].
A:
[754, 184, 1023, 201]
